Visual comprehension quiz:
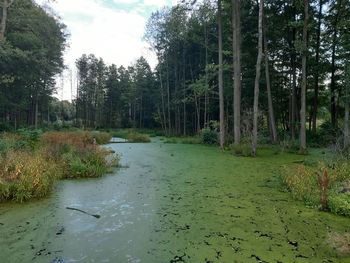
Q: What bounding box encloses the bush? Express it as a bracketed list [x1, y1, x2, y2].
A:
[318, 121, 340, 145]
[91, 131, 112, 144]
[231, 143, 252, 157]
[0, 131, 119, 202]
[200, 128, 218, 145]
[127, 133, 151, 143]
[41, 131, 93, 149]
[0, 151, 59, 202]
[61, 147, 116, 178]
[17, 128, 42, 149]
[282, 161, 350, 214]
[328, 194, 350, 216]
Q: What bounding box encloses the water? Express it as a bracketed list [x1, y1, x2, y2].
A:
[0, 141, 349, 262]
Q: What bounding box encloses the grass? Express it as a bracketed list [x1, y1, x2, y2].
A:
[110, 129, 151, 143]
[327, 232, 350, 255]
[164, 136, 201, 144]
[0, 130, 119, 202]
[282, 157, 350, 216]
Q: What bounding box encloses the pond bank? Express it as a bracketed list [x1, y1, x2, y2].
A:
[0, 141, 349, 262]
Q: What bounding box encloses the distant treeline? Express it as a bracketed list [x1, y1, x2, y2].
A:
[1, 0, 350, 150]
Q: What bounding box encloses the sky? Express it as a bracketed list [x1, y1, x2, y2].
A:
[34, 0, 178, 100]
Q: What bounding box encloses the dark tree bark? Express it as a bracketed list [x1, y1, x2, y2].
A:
[232, 0, 242, 145]
[330, 0, 342, 128]
[312, 0, 323, 133]
[263, 15, 277, 143]
[0, 0, 14, 42]
[218, 0, 225, 148]
[252, 0, 264, 156]
[300, 0, 309, 153]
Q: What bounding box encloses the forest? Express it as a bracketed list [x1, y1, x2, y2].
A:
[1, 0, 350, 153]
[1, 0, 350, 262]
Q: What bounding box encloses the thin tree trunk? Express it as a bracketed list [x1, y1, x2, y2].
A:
[345, 64, 350, 147]
[204, 24, 208, 128]
[252, 0, 264, 157]
[330, 0, 341, 128]
[300, 0, 309, 153]
[290, 1, 297, 140]
[218, 0, 225, 148]
[263, 15, 278, 143]
[159, 71, 167, 134]
[312, 0, 323, 133]
[34, 95, 39, 129]
[166, 57, 171, 134]
[233, 0, 242, 145]
[0, 0, 13, 42]
[183, 51, 186, 136]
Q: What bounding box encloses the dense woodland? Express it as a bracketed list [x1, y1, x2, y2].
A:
[1, 0, 350, 153]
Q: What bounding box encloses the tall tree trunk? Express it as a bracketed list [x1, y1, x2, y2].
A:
[344, 64, 350, 147]
[312, 0, 323, 133]
[0, 0, 13, 42]
[183, 51, 186, 136]
[300, 0, 309, 153]
[263, 15, 278, 143]
[34, 95, 39, 129]
[233, 0, 242, 145]
[166, 56, 171, 134]
[330, 0, 341, 128]
[218, 0, 225, 148]
[290, 1, 297, 140]
[204, 24, 208, 128]
[159, 72, 167, 134]
[252, 0, 264, 157]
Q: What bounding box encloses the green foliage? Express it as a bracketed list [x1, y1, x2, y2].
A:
[127, 133, 151, 143]
[0, 0, 66, 130]
[91, 131, 112, 144]
[164, 136, 201, 144]
[318, 121, 341, 146]
[0, 151, 59, 202]
[328, 194, 350, 216]
[231, 143, 252, 157]
[0, 131, 119, 202]
[282, 161, 350, 215]
[200, 128, 218, 145]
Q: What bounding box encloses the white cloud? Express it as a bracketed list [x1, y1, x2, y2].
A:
[35, 0, 176, 100]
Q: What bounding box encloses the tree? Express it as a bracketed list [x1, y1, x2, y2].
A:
[300, 0, 309, 153]
[263, 9, 277, 143]
[252, 0, 264, 156]
[311, 0, 324, 133]
[0, 0, 14, 42]
[344, 63, 350, 147]
[232, 0, 242, 145]
[218, 0, 224, 148]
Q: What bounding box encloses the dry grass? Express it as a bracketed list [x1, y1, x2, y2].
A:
[327, 232, 350, 255]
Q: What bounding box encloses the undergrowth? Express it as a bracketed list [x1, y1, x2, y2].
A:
[0, 130, 119, 202]
[282, 161, 350, 216]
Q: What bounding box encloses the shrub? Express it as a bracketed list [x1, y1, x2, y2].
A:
[0, 151, 59, 202]
[283, 164, 319, 204]
[127, 133, 151, 143]
[91, 131, 112, 144]
[328, 194, 350, 216]
[17, 128, 42, 149]
[42, 131, 93, 149]
[200, 128, 218, 145]
[318, 121, 341, 146]
[282, 161, 350, 213]
[0, 131, 120, 202]
[231, 143, 252, 157]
